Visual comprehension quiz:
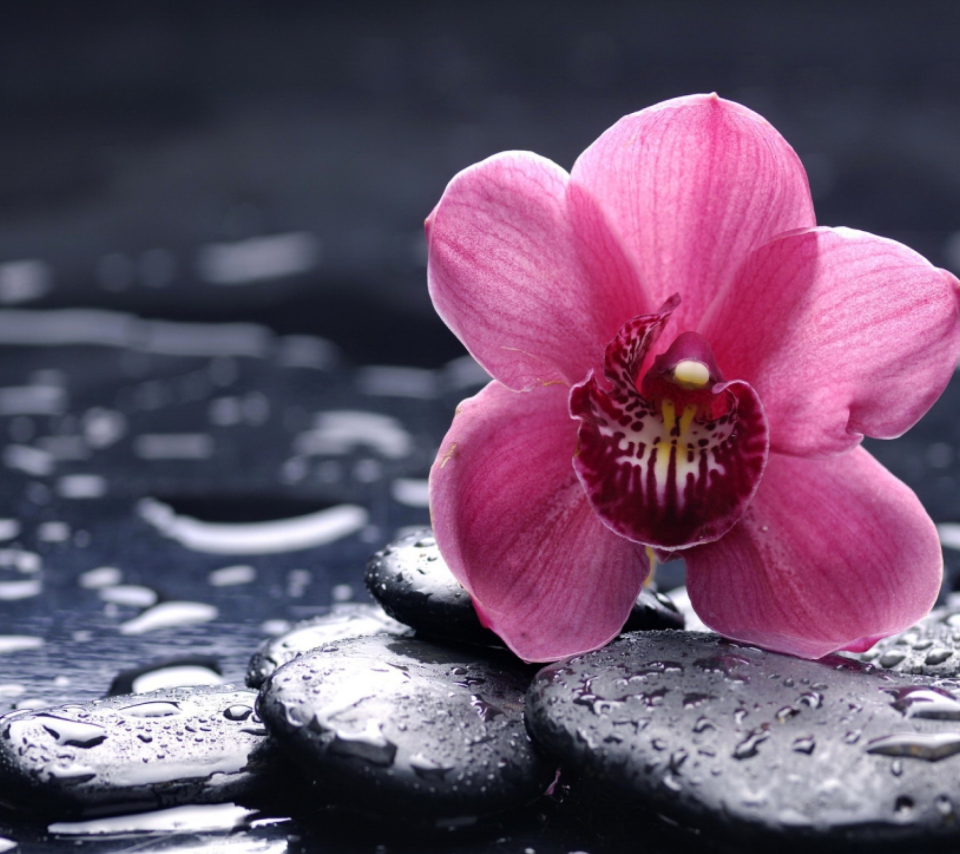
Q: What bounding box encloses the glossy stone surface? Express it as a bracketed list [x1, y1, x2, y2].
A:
[365, 529, 502, 646]
[527, 631, 960, 846]
[246, 603, 412, 688]
[258, 634, 553, 826]
[0, 686, 286, 817]
[857, 601, 960, 676]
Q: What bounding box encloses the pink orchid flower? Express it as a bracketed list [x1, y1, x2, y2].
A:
[426, 93, 960, 663]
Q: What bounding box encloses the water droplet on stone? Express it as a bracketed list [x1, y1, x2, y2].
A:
[894, 794, 913, 814]
[223, 705, 253, 722]
[733, 727, 769, 760]
[683, 692, 714, 708]
[879, 651, 907, 668]
[866, 731, 960, 761]
[775, 705, 800, 723]
[119, 701, 183, 718]
[471, 695, 507, 722]
[35, 716, 108, 748]
[888, 686, 960, 720]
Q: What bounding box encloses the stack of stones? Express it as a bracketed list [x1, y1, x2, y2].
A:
[4, 529, 960, 850]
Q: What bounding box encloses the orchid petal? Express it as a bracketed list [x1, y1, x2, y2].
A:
[426, 152, 648, 390]
[684, 448, 943, 659]
[570, 94, 815, 335]
[700, 227, 960, 455]
[430, 381, 649, 662]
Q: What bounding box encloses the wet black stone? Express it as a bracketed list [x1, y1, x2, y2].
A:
[526, 630, 960, 847]
[365, 529, 502, 646]
[257, 634, 554, 826]
[0, 685, 287, 817]
[856, 602, 960, 677]
[246, 603, 412, 688]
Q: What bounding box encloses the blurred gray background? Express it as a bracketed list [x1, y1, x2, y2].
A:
[0, 0, 958, 365]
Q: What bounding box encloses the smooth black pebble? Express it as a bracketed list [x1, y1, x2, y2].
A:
[0, 686, 286, 817]
[258, 634, 554, 827]
[365, 530, 501, 646]
[526, 630, 960, 847]
[246, 603, 411, 688]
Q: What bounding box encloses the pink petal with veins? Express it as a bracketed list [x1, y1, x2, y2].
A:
[684, 448, 943, 659]
[429, 381, 649, 662]
[571, 94, 816, 335]
[700, 226, 960, 456]
[426, 151, 648, 391]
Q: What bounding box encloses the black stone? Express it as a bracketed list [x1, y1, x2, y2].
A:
[856, 602, 960, 677]
[0, 686, 288, 817]
[526, 630, 960, 847]
[365, 529, 502, 646]
[246, 603, 412, 688]
[257, 634, 554, 826]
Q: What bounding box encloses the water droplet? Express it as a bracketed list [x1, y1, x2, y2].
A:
[694, 654, 750, 681]
[471, 695, 506, 722]
[791, 736, 815, 754]
[662, 773, 682, 792]
[866, 732, 960, 761]
[798, 691, 824, 710]
[328, 723, 397, 766]
[46, 762, 97, 783]
[926, 649, 954, 666]
[223, 704, 253, 722]
[118, 701, 182, 718]
[894, 795, 914, 815]
[733, 727, 769, 760]
[693, 717, 716, 734]
[937, 795, 955, 818]
[669, 749, 688, 772]
[36, 716, 108, 748]
[682, 692, 714, 708]
[878, 651, 906, 668]
[889, 686, 960, 720]
[637, 688, 668, 708]
[775, 706, 800, 723]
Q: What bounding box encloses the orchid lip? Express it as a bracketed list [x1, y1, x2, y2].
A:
[570, 303, 769, 550]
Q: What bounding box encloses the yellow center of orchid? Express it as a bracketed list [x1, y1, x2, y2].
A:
[671, 359, 711, 390]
